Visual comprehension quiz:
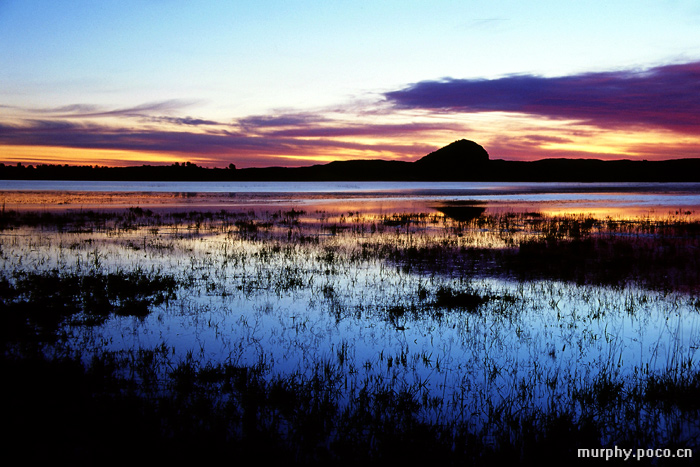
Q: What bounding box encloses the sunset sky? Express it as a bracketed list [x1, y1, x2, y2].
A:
[1, 1, 700, 168]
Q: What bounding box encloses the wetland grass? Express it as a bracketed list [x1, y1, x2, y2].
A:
[1, 206, 699, 464]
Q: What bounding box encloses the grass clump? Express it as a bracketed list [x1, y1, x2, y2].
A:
[0, 269, 178, 342]
[434, 285, 490, 311]
[644, 371, 700, 410]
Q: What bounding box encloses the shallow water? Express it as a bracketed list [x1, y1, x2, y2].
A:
[3, 203, 699, 433]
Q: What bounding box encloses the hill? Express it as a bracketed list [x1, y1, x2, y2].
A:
[2, 140, 700, 181]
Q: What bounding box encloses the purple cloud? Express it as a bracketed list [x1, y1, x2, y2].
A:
[263, 122, 466, 138]
[236, 113, 328, 129]
[385, 61, 700, 133]
[0, 120, 437, 167]
[0, 121, 283, 153]
[233, 110, 468, 140]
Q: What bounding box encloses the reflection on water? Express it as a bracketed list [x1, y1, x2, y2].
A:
[2, 201, 699, 441]
[3, 179, 700, 194]
[2, 180, 700, 221]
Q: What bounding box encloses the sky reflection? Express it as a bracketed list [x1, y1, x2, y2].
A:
[7, 208, 695, 430]
[2, 181, 700, 220]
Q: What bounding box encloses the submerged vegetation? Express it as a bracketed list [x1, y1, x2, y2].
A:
[1, 204, 700, 464]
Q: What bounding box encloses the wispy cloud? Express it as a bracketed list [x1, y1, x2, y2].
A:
[11, 99, 200, 119]
[147, 116, 220, 126]
[239, 118, 466, 139]
[385, 61, 700, 133]
[231, 109, 468, 142]
[236, 113, 329, 130]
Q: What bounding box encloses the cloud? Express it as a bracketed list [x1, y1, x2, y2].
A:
[147, 116, 220, 126]
[236, 113, 328, 130]
[8, 60, 699, 168]
[385, 61, 700, 133]
[518, 135, 574, 145]
[31, 104, 103, 114]
[10, 99, 200, 119]
[233, 110, 468, 139]
[261, 122, 466, 138]
[92, 99, 200, 118]
[0, 119, 438, 167]
[0, 121, 271, 153]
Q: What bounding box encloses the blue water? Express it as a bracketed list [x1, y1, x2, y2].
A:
[2, 180, 700, 213]
[2, 180, 700, 194]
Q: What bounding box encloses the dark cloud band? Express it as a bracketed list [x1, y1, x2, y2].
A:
[385, 61, 700, 132]
[0, 120, 435, 166]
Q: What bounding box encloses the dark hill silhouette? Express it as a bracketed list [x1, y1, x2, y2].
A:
[416, 139, 489, 165]
[412, 139, 489, 180]
[2, 140, 700, 181]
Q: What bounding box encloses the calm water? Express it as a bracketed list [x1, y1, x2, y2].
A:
[3, 179, 700, 195]
[2, 180, 700, 218]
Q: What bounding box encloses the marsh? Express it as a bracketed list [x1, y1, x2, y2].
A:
[1, 181, 699, 464]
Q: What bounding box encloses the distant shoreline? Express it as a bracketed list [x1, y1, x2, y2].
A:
[4, 139, 700, 182]
[2, 157, 700, 182]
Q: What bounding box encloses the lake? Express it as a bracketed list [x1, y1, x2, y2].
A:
[3, 180, 700, 219]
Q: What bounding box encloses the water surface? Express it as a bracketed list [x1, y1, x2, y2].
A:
[2, 180, 700, 219]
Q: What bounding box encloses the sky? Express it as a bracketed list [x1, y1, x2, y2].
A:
[1, 0, 700, 168]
